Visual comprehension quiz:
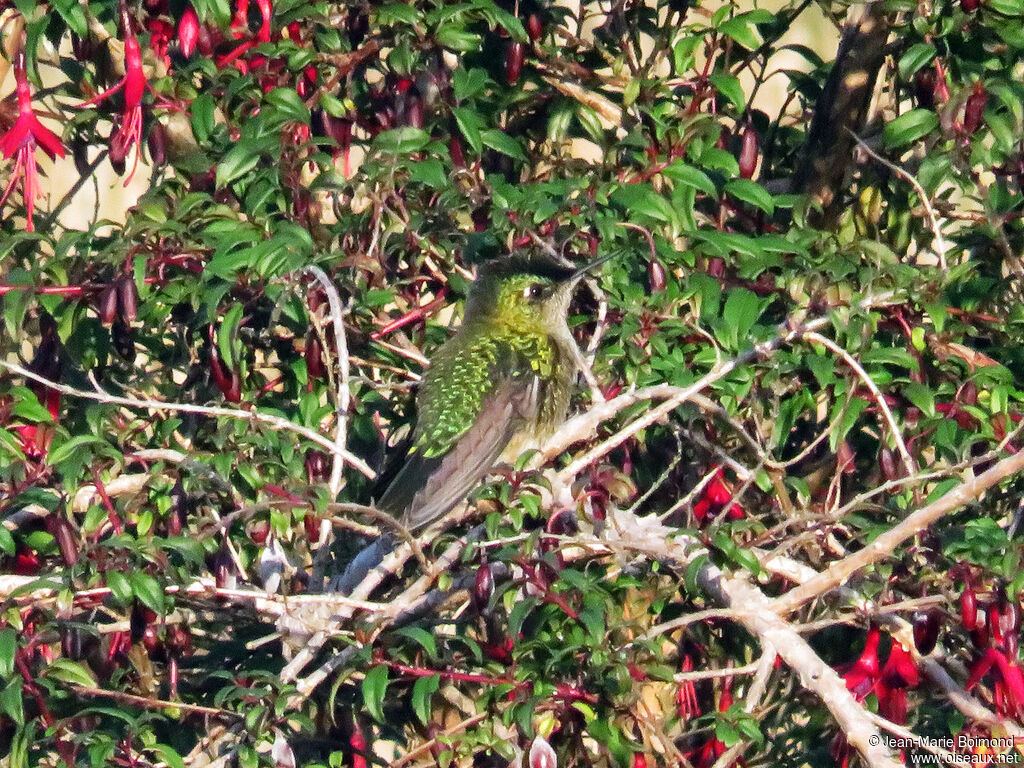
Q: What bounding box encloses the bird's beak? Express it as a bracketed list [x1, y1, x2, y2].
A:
[569, 253, 614, 284]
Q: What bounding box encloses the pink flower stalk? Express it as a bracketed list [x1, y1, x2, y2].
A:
[0, 49, 66, 232]
[79, 5, 148, 183]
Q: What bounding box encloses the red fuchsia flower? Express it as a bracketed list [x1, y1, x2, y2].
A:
[676, 641, 701, 720]
[874, 641, 919, 724]
[841, 625, 881, 700]
[147, 17, 174, 68]
[693, 467, 745, 523]
[0, 49, 67, 232]
[966, 648, 1024, 719]
[79, 4, 148, 183]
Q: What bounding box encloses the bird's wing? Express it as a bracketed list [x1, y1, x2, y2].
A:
[376, 359, 540, 531]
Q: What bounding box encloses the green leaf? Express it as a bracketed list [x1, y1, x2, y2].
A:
[724, 179, 774, 214]
[903, 382, 936, 417]
[105, 571, 132, 606]
[216, 141, 262, 187]
[265, 88, 311, 124]
[897, 43, 936, 80]
[45, 658, 97, 688]
[480, 129, 527, 161]
[0, 678, 23, 725]
[453, 106, 484, 155]
[611, 184, 676, 224]
[662, 161, 717, 196]
[191, 93, 216, 144]
[373, 127, 430, 154]
[362, 665, 389, 723]
[394, 627, 438, 660]
[0, 628, 16, 677]
[407, 158, 447, 188]
[128, 571, 166, 615]
[411, 674, 440, 724]
[51, 0, 88, 37]
[47, 434, 106, 467]
[10, 386, 52, 423]
[0, 526, 13, 556]
[218, 302, 245, 373]
[709, 72, 747, 112]
[883, 109, 939, 148]
[718, 14, 763, 49]
[722, 288, 761, 347]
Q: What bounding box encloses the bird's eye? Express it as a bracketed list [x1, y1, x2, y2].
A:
[523, 283, 544, 300]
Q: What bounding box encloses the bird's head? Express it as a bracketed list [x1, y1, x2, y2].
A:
[465, 253, 611, 333]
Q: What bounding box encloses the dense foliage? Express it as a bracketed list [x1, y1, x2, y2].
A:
[2, 0, 1024, 765]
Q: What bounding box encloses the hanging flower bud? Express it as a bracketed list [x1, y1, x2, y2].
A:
[506, 41, 524, 85]
[472, 562, 494, 613]
[117, 276, 138, 322]
[961, 587, 979, 631]
[738, 124, 759, 179]
[912, 610, 940, 655]
[178, 6, 200, 57]
[963, 82, 987, 135]
[99, 283, 119, 325]
[305, 330, 325, 383]
[648, 258, 666, 292]
[147, 121, 167, 166]
[526, 13, 543, 41]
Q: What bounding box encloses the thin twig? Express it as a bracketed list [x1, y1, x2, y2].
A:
[803, 330, 916, 479]
[0, 359, 375, 479]
[300, 265, 351, 499]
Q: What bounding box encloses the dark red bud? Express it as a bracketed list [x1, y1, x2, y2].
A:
[449, 136, 466, 168]
[209, 344, 234, 399]
[962, 0, 979, 11]
[960, 381, 978, 405]
[971, 625, 990, 649]
[961, 587, 979, 631]
[706, 257, 725, 278]
[178, 6, 200, 57]
[99, 284, 119, 325]
[648, 258, 666, 292]
[117, 277, 138, 322]
[912, 609, 940, 655]
[914, 69, 936, 110]
[305, 332, 325, 382]
[305, 450, 328, 483]
[963, 82, 987, 135]
[303, 513, 321, 544]
[506, 41, 524, 85]
[880, 447, 897, 481]
[147, 121, 168, 166]
[213, 542, 234, 589]
[526, 13, 543, 41]
[141, 625, 162, 655]
[738, 125, 759, 179]
[472, 563, 494, 613]
[109, 140, 127, 175]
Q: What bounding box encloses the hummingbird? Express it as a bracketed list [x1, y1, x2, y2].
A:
[378, 252, 610, 530]
[329, 252, 608, 592]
